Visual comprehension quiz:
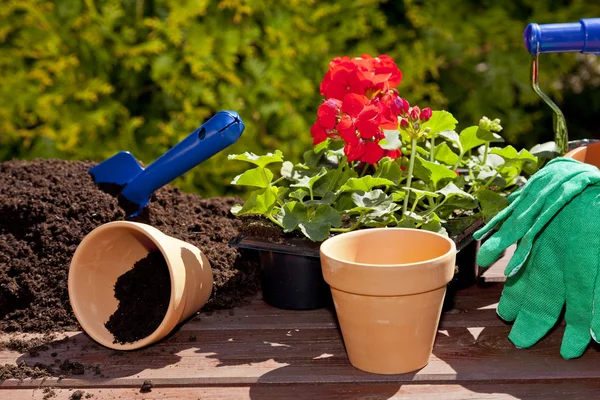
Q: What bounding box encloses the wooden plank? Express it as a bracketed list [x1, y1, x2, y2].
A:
[2, 321, 600, 388]
[5, 382, 600, 400]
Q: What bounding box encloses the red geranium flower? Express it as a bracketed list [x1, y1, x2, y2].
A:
[310, 99, 342, 145]
[320, 64, 367, 100]
[337, 93, 381, 141]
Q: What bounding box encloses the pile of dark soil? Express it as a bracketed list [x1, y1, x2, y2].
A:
[105, 251, 171, 343]
[0, 159, 259, 334]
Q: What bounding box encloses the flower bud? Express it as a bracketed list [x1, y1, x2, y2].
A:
[409, 106, 420, 121]
[391, 97, 410, 116]
[400, 118, 409, 128]
[420, 107, 432, 122]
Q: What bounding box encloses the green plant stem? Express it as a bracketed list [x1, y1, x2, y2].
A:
[482, 142, 489, 165]
[410, 197, 420, 214]
[421, 197, 448, 217]
[476, 170, 501, 193]
[402, 138, 418, 216]
[452, 152, 464, 170]
[271, 176, 285, 186]
[428, 135, 436, 207]
[330, 213, 365, 233]
[267, 212, 284, 228]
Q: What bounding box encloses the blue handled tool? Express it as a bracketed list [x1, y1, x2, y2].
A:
[523, 18, 600, 155]
[90, 110, 245, 216]
[524, 18, 600, 56]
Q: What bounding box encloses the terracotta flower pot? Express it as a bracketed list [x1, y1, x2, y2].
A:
[320, 228, 456, 374]
[68, 221, 213, 350]
[565, 141, 600, 168]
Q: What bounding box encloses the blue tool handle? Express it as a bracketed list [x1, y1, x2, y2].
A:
[120, 110, 245, 207]
[524, 18, 600, 56]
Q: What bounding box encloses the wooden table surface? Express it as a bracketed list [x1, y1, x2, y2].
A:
[3, 245, 600, 399]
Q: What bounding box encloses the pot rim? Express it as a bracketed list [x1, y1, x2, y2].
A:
[320, 227, 456, 268]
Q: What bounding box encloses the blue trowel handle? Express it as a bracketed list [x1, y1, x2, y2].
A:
[524, 18, 600, 56]
[120, 110, 245, 207]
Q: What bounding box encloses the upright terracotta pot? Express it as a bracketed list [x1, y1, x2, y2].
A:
[68, 221, 213, 350]
[564, 142, 600, 168]
[320, 228, 456, 374]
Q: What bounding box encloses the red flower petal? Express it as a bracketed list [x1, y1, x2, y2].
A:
[384, 149, 402, 160]
[341, 93, 369, 117]
[361, 141, 385, 164]
[310, 123, 328, 145]
[317, 99, 341, 129]
[344, 141, 366, 162]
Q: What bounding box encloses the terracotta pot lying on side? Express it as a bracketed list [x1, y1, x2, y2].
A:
[320, 228, 456, 375]
[68, 221, 213, 350]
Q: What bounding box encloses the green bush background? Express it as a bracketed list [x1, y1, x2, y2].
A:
[2, 0, 600, 196]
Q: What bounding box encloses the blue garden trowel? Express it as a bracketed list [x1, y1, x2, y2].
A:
[90, 110, 245, 216]
[523, 18, 600, 155]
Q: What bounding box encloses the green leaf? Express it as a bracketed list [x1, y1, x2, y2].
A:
[530, 141, 560, 159]
[475, 169, 506, 187]
[231, 167, 273, 188]
[421, 213, 448, 235]
[374, 157, 402, 184]
[483, 153, 505, 168]
[490, 146, 538, 175]
[281, 202, 341, 241]
[405, 187, 440, 199]
[313, 165, 356, 196]
[478, 189, 509, 222]
[379, 130, 402, 150]
[438, 182, 475, 201]
[339, 176, 394, 192]
[228, 150, 284, 168]
[291, 168, 327, 191]
[434, 142, 460, 166]
[413, 156, 458, 189]
[391, 191, 406, 202]
[459, 126, 487, 153]
[475, 127, 504, 143]
[351, 189, 391, 208]
[231, 187, 279, 216]
[289, 189, 309, 201]
[422, 111, 458, 134]
[303, 191, 335, 206]
[281, 201, 306, 232]
[299, 205, 342, 241]
[438, 130, 463, 153]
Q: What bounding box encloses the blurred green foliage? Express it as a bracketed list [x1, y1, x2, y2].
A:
[1, 0, 599, 196]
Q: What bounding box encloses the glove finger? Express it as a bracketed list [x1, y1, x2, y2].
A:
[504, 170, 600, 276]
[473, 162, 559, 240]
[496, 264, 528, 322]
[559, 186, 600, 359]
[508, 227, 565, 349]
[475, 168, 590, 266]
[507, 188, 523, 203]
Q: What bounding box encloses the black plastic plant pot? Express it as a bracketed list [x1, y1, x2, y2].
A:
[229, 219, 485, 311]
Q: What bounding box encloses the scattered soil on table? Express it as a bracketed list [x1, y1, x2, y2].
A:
[0, 360, 51, 380]
[140, 379, 154, 392]
[105, 251, 171, 343]
[0, 159, 260, 334]
[69, 390, 86, 400]
[42, 387, 57, 399]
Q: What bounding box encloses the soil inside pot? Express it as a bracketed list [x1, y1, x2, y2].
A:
[105, 251, 171, 344]
[0, 159, 260, 334]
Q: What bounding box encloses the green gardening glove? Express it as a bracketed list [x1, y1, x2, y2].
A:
[475, 157, 600, 270]
[499, 184, 600, 358]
